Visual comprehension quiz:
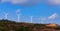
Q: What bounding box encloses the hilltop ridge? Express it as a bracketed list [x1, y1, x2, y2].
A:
[0, 19, 60, 31]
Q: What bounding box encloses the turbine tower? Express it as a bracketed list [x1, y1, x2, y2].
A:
[16, 9, 21, 22]
[40, 18, 44, 24]
[40, 18, 43, 24]
[17, 14, 21, 22]
[30, 16, 33, 23]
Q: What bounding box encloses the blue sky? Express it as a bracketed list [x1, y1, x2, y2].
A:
[0, 0, 60, 24]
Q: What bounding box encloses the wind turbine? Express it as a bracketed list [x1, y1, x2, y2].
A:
[30, 16, 33, 23]
[16, 9, 21, 22]
[4, 12, 8, 19]
[40, 17, 46, 24]
[17, 14, 21, 22]
[39, 18, 43, 24]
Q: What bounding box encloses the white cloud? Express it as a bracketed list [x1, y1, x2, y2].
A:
[40, 17, 48, 21]
[1, 0, 10, 3]
[1, 0, 28, 4]
[16, 9, 21, 14]
[47, 0, 60, 5]
[48, 13, 58, 20]
[1, 0, 60, 6]
[1, 0, 40, 6]
[11, 0, 28, 4]
[40, 13, 58, 21]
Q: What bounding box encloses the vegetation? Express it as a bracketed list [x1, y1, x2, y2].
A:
[54, 26, 60, 30]
[0, 19, 59, 31]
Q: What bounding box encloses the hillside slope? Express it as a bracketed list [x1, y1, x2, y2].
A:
[0, 19, 60, 31]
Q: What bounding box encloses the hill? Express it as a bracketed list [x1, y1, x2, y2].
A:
[0, 19, 60, 31]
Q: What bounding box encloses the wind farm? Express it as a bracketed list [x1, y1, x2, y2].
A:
[0, 9, 59, 24]
[0, 0, 60, 31]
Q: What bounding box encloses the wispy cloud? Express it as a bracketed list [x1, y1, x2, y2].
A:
[1, 0, 10, 3]
[16, 9, 21, 13]
[1, 0, 40, 6]
[48, 13, 58, 20]
[1, 0, 60, 6]
[40, 13, 58, 21]
[40, 17, 48, 21]
[47, 0, 60, 5]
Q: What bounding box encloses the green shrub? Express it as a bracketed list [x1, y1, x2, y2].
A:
[54, 27, 60, 30]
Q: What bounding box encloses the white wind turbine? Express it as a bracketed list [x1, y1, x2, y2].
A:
[39, 18, 43, 24]
[30, 16, 33, 23]
[16, 9, 21, 22]
[4, 12, 8, 19]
